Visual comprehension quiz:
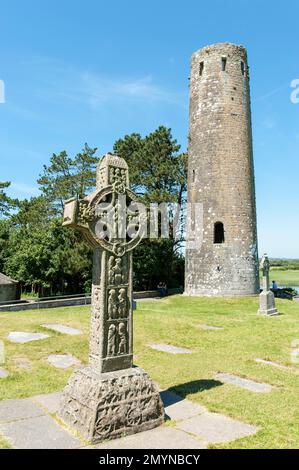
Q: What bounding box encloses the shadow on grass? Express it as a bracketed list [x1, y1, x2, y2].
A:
[161, 379, 223, 406]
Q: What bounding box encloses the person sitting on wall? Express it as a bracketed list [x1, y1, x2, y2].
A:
[157, 282, 167, 297]
[272, 280, 278, 289]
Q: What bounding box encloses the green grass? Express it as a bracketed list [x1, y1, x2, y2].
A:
[0, 434, 11, 449]
[266, 269, 299, 287]
[1, 296, 299, 448]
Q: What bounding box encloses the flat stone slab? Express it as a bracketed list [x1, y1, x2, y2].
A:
[196, 324, 223, 331]
[177, 412, 258, 444]
[255, 358, 291, 371]
[161, 390, 206, 421]
[8, 332, 49, 344]
[0, 368, 9, 379]
[0, 414, 81, 449]
[31, 392, 62, 414]
[12, 356, 32, 370]
[87, 425, 206, 449]
[149, 343, 192, 354]
[215, 373, 272, 393]
[0, 399, 44, 423]
[42, 324, 82, 335]
[47, 354, 81, 369]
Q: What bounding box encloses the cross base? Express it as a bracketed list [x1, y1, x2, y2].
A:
[258, 290, 279, 316]
[258, 308, 279, 316]
[58, 366, 165, 443]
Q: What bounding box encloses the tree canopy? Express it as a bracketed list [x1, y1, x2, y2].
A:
[1, 127, 187, 296]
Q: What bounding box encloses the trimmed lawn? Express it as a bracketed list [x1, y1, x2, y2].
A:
[266, 269, 299, 287]
[0, 295, 299, 448]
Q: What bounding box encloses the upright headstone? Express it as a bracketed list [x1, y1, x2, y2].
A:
[258, 253, 279, 316]
[59, 154, 164, 443]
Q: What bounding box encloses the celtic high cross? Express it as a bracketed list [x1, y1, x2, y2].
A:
[59, 154, 164, 443]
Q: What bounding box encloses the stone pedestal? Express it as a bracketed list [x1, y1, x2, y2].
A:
[258, 290, 279, 316]
[59, 366, 164, 443]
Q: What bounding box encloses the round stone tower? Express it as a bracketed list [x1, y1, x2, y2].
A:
[185, 43, 259, 296]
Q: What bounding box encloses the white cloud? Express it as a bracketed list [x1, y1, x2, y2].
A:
[28, 54, 186, 109]
[9, 182, 40, 197]
[52, 72, 185, 109]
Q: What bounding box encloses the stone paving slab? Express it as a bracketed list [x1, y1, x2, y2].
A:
[161, 390, 206, 421]
[149, 343, 192, 354]
[215, 373, 272, 393]
[0, 390, 260, 448]
[196, 324, 223, 331]
[42, 324, 82, 335]
[176, 412, 258, 444]
[0, 414, 81, 449]
[7, 332, 50, 344]
[0, 399, 45, 423]
[86, 426, 206, 449]
[47, 354, 81, 369]
[31, 392, 62, 414]
[0, 368, 9, 378]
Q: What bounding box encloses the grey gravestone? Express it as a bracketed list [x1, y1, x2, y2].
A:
[59, 154, 164, 443]
[196, 324, 223, 331]
[255, 358, 290, 371]
[258, 254, 279, 316]
[42, 324, 82, 335]
[149, 344, 192, 354]
[47, 354, 81, 369]
[7, 332, 49, 344]
[0, 368, 9, 378]
[215, 373, 272, 393]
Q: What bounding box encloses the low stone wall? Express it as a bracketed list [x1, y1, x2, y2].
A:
[0, 288, 183, 312]
[134, 287, 183, 299]
[0, 296, 91, 312]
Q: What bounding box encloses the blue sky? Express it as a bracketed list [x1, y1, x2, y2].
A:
[0, 0, 298, 258]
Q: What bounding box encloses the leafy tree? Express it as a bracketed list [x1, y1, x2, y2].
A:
[114, 126, 187, 289]
[2, 128, 188, 295]
[113, 126, 187, 204]
[5, 196, 92, 296]
[0, 182, 17, 217]
[37, 144, 98, 215]
[0, 219, 10, 272]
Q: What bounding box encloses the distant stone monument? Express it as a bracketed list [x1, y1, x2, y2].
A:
[59, 154, 164, 443]
[258, 254, 279, 316]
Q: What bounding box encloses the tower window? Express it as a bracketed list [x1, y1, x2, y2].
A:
[221, 57, 227, 72]
[192, 169, 195, 183]
[199, 61, 204, 76]
[241, 61, 245, 76]
[214, 222, 225, 244]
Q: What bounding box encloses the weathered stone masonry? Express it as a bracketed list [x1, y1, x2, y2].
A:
[185, 43, 259, 296]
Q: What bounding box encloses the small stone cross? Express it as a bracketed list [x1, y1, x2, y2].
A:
[260, 253, 270, 292]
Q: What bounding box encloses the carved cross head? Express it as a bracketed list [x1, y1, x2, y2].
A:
[62, 154, 145, 257]
[260, 253, 270, 277]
